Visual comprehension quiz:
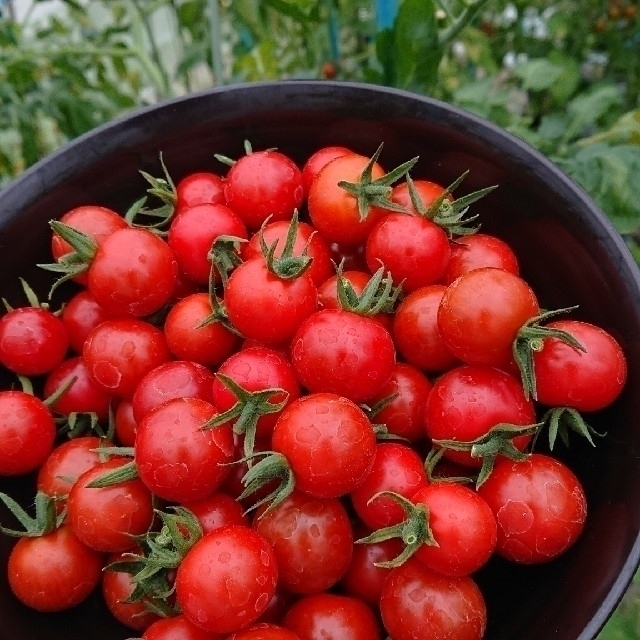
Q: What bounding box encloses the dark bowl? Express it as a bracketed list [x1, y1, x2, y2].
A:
[1, 80, 640, 640]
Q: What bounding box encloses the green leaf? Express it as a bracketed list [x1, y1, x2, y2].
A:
[514, 58, 564, 92]
[558, 143, 640, 235]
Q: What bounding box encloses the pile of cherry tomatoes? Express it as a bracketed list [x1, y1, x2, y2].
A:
[0, 140, 628, 640]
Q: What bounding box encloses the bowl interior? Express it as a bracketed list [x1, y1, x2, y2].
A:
[1, 80, 640, 640]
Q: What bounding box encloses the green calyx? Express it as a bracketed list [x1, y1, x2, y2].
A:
[406, 170, 498, 237]
[513, 305, 585, 401]
[105, 506, 203, 615]
[0, 490, 64, 537]
[259, 211, 314, 280]
[338, 143, 419, 221]
[355, 491, 437, 568]
[208, 234, 246, 290]
[237, 450, 295, 518]
[432, 421, 543, 488]
[201, 373, 290, 463]
[536, 406, 606, 451]
[336, 263, 402, 316]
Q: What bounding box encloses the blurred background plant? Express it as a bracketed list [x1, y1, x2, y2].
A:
[0, 0, 639, 636]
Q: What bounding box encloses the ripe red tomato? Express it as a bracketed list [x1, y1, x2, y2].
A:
[87, 226, 179, 317]
[66, 457, 155, 553]
[175, 525, 279, 635]
[227, 623, 300, 640]
[143, 613, 224, 640]
[135, 397, 235, 503]
[162, 292, 240, 367]
[60, 289, 115, 354]
[0, 306, 69, 376]
[409, 482, 497, 576]
[7, 524, 104, 612]
[531, 319, 627, 412]
[223, 148, 304, 230]
[307, 151, 391, 245]
[254, 490, 354, 594]
[380, 559, 487, 640]
[82, 318, 171, 398]
[301, 145, 352, 197]
[283, 592, 382, 640]
[225, 257, 318, 344]
[271, 393, 377, 499]
[182, 491, 249, 534]
[365, 213, 451, 292]
[392, 285, 460, 372]
[167, 202, 247, 286]
[350, 442, 429, 530]
[441, 232, 520, 285]
[391, 178, 450, 211]
[478, 453, 587, 564]
[175, 170, 226, 211]
[438, 267, 539, 369]
[424, 365, 537, 469]
[291, 308, 396, 403]
[0, 390, 56, 476]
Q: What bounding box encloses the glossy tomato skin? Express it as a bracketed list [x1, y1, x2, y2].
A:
[254, 490, 354, 594]
[135, 397, 235, 503]
[60, 289, 115, 354]
[87, 226, 179, 317]
[225, 258, 318, 344]
[380, 559, 487, 640]
[441, 233, 520, 285]
[424, 365, 537, 468]
[212, 346, 301, 440]
[37, 435, 113, 506]
[7, 524, 104, 612]
[241, 218, 334, 287]
[66, 457, 155, 553]
[143, 613, 225, 640]
[283, 592, 382, 640]
[227, 623, 300, 640]
[82, 318, 171, 398]
[175, 524, 279, 635]
[350, 442, 429, 530]
[224, 149, 304, 230]
[365, 213, 451, 292]
[113, 398, 137, 447]
[0, 306, 69, 376]
[301, 145, 352, 197]
[392, 285, 459, 373]
[163, 292, 240, 367]
[307, 152, 389, 245]
[175, 171, 226, 211]
[0, 390, 56, 476]
[272, 393, 377, 499]
[43, 356, 112, 421]
[438, 267, 539, 369]
[532, 319, 627, 412]
[390, 179, 450, 212]
[410, 482, 498, 576]
[290, 309, 396, 404]
[478, 453, 587, 564]
[366, 362, 432, 441]
[182, 490, 249, 534]
[167, 202, 248, 286]
[131, 360, 216, 424]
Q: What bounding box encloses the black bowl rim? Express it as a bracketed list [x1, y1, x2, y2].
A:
[1, 79, 640, 639]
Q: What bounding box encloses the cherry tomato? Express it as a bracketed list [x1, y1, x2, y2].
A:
[424, 365, 537, 468]
[301, 145, 352, 197]
[60, 289, 116, 354]
[478, 453, 587, 564]
[0, 390, 56, 476]
[175, 171, 226, 211]
[283, 592, 382, 640]
[227, 623, 300, 640]
[182, 491, 249, 534]
[135, 397, 235, 503]
[87, 226, 178, 317]
[66, 457, 155, 553]
[254, 490, 354, 594]
[0, 306, 69, 376]
[438, 267, 539, 369]
[82, 318, 171, 399]
[441, 233, 520, 285]
[391, 178, 451, 212]
[223, 148, 304, 230]
[175, 524, 279, 635]
[291, 308, 396, 403]
[7, 524, 104, 612]
[380, 559, 487, 640]
[143, 613, 224, 640]
[532, 319, 627, 412]
[271, 393, 377, 499]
